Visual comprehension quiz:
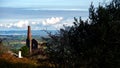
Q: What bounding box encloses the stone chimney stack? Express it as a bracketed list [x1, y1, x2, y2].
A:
[27, 26, 32, 40]
[26, 26, 32, 54]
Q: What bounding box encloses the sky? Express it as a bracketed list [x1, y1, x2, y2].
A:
[0, 0, 111, 30]
[0, 0, 110, 9]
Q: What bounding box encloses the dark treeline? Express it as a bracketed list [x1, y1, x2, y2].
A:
[44, 0, 120, 68]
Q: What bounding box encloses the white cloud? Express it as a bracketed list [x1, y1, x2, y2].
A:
[0, 24, 3, 27]
[42, 17, 63, 25]
[14, 20, 29, 28]
[0, 20, 30, 29]
[52, 22, 73, 30]
[31, 22, 36, 25]
[0, 17, 75, 30]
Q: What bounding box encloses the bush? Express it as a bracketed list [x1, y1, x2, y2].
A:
[19, 46, 29, 57]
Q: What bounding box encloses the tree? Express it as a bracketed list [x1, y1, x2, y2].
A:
[45, 0, 120, 67]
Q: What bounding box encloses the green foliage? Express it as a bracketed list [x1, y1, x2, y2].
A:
[45, 0, 120, 68]
[19, 46, 29, 57]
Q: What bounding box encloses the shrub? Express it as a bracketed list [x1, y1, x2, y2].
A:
[19, 46, 29, 57]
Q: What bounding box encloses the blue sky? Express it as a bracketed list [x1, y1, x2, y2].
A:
[0, 0, 111, 30]
[0, 0, 110, 9]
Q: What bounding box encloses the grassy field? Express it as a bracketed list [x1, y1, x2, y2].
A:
[1, 35, 44, 49]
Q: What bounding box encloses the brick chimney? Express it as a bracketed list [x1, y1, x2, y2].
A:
[26, 26, 32, 54]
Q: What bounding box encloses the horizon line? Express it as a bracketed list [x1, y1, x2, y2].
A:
[0, 7, 88, 11]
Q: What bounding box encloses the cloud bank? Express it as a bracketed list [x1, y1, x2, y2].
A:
[42, 17, 63, 25]
[0, 17, 74, 30]
[0, 20, 29, 29]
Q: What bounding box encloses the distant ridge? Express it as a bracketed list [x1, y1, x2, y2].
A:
[0, 30, 56, 36]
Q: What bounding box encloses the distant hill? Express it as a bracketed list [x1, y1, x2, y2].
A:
[0, 30, 57, 36]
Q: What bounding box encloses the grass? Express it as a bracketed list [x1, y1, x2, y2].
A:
[0, 53, 38, 68]
[0, 53, 55, 68]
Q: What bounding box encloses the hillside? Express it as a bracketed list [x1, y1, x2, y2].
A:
[0, 53, 54, 68]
